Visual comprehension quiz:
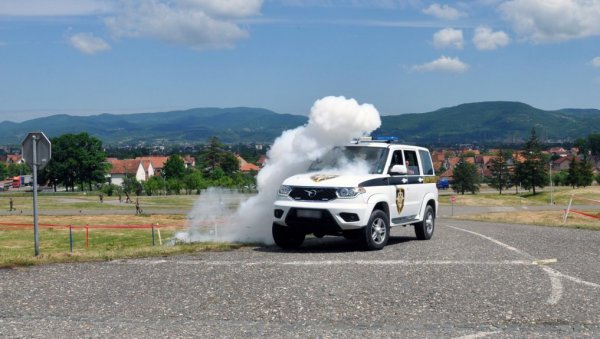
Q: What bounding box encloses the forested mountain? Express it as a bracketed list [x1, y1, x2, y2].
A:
[1, 102, 598, 145]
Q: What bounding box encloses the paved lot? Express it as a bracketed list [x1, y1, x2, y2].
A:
[1, 218, 600, 338]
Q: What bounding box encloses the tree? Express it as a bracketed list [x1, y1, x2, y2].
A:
[198, 137, 240, 175]
[163, 154, 186, 180]
[588, 133, 600, 156]
[44, 133, 108, 191]
[7, 163, 31, 178]
[0, 163, 7, 180]
[182, 171, 207, 194]
[451, 157, 480, 195]
[142, 176, 163, 196]
[123, 177, 143, 197]
[514, 128, 548, 195]
[488, 150, 513, 194]
[567, 157, 594, 188]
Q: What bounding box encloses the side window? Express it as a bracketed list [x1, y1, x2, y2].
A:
[389, 150, 404, 175]
[403, 150, 420, 175]
[419, 150, 434, 175]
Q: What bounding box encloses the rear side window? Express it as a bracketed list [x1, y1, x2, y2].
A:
[419, 150, 434, 175]
[403, 150, 420, 175]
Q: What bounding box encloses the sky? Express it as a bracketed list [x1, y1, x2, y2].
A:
[1, 0, 600, 122]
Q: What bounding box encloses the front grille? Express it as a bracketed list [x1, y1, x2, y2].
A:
[289, 187, 337, 201]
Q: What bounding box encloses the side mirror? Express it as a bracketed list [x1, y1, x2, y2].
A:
[390, 164, 408, 175]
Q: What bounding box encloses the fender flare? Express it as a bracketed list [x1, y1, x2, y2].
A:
[417, 192, 438, 219]
[366, 193, 391, 215]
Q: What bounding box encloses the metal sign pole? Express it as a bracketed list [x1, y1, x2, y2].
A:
[32, 135, 39, 256]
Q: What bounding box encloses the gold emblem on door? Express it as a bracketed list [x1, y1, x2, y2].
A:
[396, 187, 405, 214]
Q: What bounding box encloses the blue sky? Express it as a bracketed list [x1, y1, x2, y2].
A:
[1, 0, 600, 122]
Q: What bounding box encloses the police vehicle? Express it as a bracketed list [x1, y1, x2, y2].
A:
[273, 136, 438, 250]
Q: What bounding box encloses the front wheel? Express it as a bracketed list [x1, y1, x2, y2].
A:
[415, 205, 435, 240]
[361, 210, 389, 251]
[272, 223, 305, 249]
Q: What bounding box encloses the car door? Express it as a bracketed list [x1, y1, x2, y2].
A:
[400, 149, 423, 220]
[389, 149, 421, 223]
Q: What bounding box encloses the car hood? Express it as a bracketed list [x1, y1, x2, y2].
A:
[282, 172, 385, 187]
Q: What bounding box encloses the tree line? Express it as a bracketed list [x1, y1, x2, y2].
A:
[451, 129, 597, 195]
[33, 133, 257, 196]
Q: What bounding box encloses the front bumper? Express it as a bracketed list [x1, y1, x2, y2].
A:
[273, 199, 372, 232]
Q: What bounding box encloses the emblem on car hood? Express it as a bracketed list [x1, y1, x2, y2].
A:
[311, 174, 339, 182]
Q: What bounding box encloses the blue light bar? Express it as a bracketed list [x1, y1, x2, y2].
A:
[372, 136, 398, 142]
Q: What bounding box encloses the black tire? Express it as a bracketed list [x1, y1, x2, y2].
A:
[415, 205, 435, 240]
[360, 210, 390, 251]
[272, 223, 305, 249]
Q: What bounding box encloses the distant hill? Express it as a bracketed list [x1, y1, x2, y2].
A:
[0, 107, 308, 145]
[0, 102, 598, 145]
[378, 101, 600, 144]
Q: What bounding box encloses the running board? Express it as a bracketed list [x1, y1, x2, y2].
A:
[391, 215, 418, 225]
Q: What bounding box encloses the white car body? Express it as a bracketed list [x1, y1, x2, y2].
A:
[273, 138, 438, 249]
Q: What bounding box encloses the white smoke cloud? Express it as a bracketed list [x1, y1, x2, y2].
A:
[472, 26, 510, 50]
[69, 32, 111, 55]
[433, 28, 464, 49]
[592, 57, 600, 68]
[178, 96, 381, 244]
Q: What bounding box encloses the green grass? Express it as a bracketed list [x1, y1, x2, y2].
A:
[439, 185, 600, 206]
[0, 193, 199, 212]
[0, 226, 243, 268]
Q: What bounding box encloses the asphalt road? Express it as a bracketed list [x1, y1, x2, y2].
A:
[1, 218, 600, 338]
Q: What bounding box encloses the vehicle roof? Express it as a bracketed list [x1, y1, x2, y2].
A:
[347, 142, 429, 151]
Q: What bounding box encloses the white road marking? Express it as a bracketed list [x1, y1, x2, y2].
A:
[454, 331, 501, 339]
[445, 224, 600, 305]
[446, 225, 531, 258]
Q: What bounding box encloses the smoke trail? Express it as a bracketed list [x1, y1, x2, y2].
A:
[177, 96, 381, 244]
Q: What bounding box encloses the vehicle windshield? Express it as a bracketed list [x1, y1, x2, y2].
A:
[308, 146, 389, 174]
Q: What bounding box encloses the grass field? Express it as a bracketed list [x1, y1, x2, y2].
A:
[0, 210, 241, 268]
[1, 186, 599, 267]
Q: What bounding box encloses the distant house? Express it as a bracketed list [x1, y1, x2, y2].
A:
[6, 154, 23, 164]
[257, 155, 268, 167]
[107, 158, 154, 186]
[235, 155, 260, 172]
[182, 155, 196, 168]
[135, 156, 168, 176]
[551, 156, 574, 172]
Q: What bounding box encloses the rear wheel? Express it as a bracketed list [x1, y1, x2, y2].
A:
[361, 210, 389, 250]
[415, 205, 435, 240]
[272, 223, 305, 249]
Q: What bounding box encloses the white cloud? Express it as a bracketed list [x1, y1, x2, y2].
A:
[280, 0, 420, 8]
[592, 57, 600, 68]
[412, 56, 469, 73]
[433, 28, 464, 49]
[175, 0, 263, 17]
[500, 0, 600, 43]
[105, 0, 263, 51]
[0, 42, 7, 47]
[422, 3, 466, 20]
[473, 26, 510, 50]
[69, 33, 111, 55]
[0, 0, 112, 16]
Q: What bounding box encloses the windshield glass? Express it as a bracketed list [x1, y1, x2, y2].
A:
[308, 146, 389, 174]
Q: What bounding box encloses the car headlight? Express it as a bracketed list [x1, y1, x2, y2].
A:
[336, 187, 366, 199]
[278, 185, 292, 196]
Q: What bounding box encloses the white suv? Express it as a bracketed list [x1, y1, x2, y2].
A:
[273, 136, 438, 250]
